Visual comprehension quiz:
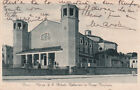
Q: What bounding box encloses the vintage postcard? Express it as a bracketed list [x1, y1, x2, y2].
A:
[0, 0, 140, 90]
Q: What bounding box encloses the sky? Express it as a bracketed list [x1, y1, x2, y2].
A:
[1, 0, 140, 53]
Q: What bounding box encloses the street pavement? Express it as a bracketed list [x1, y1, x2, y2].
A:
[2, 74, 137, 83]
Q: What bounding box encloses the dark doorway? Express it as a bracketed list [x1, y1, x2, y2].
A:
[48, 53, 55, 68]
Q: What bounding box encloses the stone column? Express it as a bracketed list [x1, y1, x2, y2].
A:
[25, 54, 28, 64]
[32, 54, 34, 65]
[69, 66, 73, 74]
[45, 53, 47, 66]
[46, 53, 49, 67]
[39, 53, 41, 64]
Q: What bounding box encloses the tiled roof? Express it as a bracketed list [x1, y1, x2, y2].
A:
[86, 35, 102, 39]
[100, 40, 117, 45]
[16, 46, 62, 54]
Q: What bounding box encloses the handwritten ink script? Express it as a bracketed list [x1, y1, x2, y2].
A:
[2, 0, 140, 31]
[80, 0, 139, 31]
[88, 20, 136, 31]
[3, 0, 51, 23]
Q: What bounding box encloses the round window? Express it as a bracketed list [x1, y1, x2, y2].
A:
[99, 47, 102, 51]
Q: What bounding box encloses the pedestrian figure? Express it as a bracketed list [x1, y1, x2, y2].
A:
[38, 63, 41, 69]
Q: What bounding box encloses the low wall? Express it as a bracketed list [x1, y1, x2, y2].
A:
[2, 67, 137, 76]
[2, 68, 69, 76]
[89, 67, 137, 75]
[72, 67, 137, 75]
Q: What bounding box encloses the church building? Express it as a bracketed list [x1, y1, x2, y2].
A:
[13, 4, 117, 69]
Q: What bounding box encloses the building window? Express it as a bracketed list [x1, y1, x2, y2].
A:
[23, 24, 26, 29]
[70, 8, 74, 16]
[89, 44, 92, 47]
[2, 54, 4, 58]
[106, 55, 108, 58]
[7, 55, 9, 58]
[80, 38, 83, 44]
[85, 42, 88, 46]
[99, 47, 102, 51]
[18, 23, 22, 29]
[63, 8, 67, 16]
[14, 23, 16, 29]
[40, 33, 50, 41]
[75, 9, 78, 18]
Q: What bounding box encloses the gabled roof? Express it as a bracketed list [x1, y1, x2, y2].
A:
[30, 19, 61, 33]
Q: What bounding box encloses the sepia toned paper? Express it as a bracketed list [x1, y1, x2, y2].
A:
[0, 0, 140, 90]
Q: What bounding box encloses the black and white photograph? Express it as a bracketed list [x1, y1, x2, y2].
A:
[0, 0, 139, 90]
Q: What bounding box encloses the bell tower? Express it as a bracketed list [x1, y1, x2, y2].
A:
[13, 20, 29, 67]
[61, 4, 79, 67]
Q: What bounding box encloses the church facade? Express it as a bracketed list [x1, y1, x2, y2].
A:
[13, 4, 117, 69]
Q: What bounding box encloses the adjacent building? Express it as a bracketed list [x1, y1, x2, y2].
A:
[2, 45, 13, 67]
[127, 52, 137, 68]
[85, 30, 118, 52]
[95, 50, 129, 67]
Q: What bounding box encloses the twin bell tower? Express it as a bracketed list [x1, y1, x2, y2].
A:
[13, 4, 79, 68]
